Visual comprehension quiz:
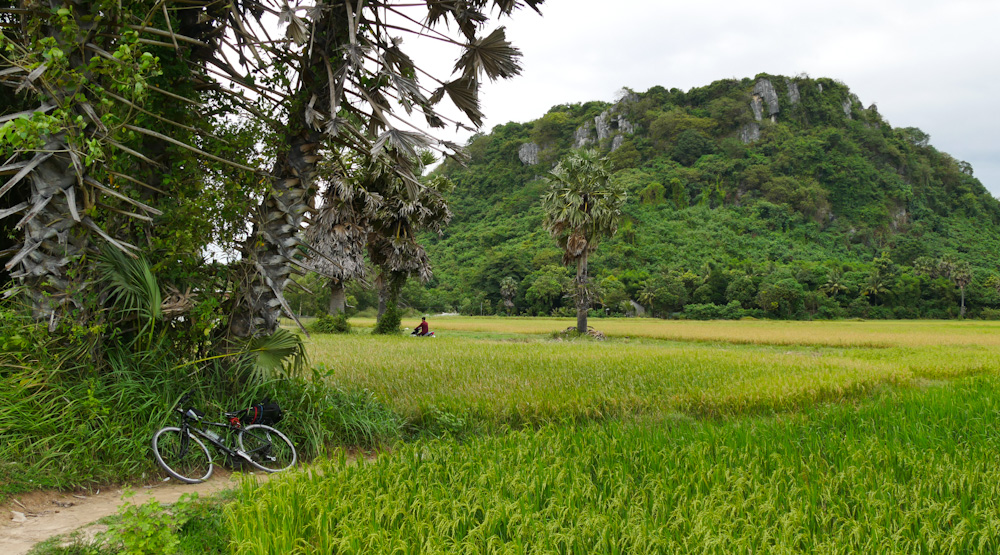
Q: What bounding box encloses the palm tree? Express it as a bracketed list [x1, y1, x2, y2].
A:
[541, 149, 626, 333]
[305, 163, 368, 315]
[935, 255, 972, 318]
[363, 164, 453, 325]
[223, 0, 543, 337]
[500, 276, 518, 314]
[638, 281, 660, 316]
[952, 261, 972, 318]
[820, 268, 849, 297]
[1, 0, 259, 328]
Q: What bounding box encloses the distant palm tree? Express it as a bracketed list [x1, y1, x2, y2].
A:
[820, 268, 849, 297]
[863, 274, 892, 305]
[936, 255, 972, 317]
[952, 261, 973, 318]
[541, 149, 626, 333]
[500, 276, 518, 314]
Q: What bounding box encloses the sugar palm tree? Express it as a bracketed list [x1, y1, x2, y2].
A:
[0, 0, 258, 326]
[820, 268, 849, 297]
[952, 260, 973, 318]
[541, 149, 626, 333]
[500, 276, 518, 314]
[225, 0, 543, 336]
[305, 164, 368, 316]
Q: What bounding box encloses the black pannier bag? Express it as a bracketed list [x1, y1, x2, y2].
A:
[232, 397, 283, 426]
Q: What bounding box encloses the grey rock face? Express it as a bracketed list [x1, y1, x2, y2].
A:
[617, 90, 639, 104]
[575, 103, 635, 148]
[785, 79, 800, 104]
[753, 79, 780, 117]
[611, 135, 625, 152]
[842, 98, 853, 119]
[817, 83, 824, 93]
[595, 111, 613, 140]
[573, 122, 593, 149]
[617, 115, 635, 135]
[518, 142, 540, 165]
[740, 122, 761, 144]
[751, 96, 764, 122]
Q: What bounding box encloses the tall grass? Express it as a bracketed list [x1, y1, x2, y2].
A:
[226, 376, 1000, 553]
[0, 302, 397, 500]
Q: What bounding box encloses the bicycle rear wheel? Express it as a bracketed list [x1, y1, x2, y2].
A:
[238, 424, 297, 472]
[152, 427, 214, 483]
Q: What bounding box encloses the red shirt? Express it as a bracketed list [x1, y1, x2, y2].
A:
[416, 321, 429, 334]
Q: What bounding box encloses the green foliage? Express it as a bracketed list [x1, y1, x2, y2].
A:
[275, 374, 402, 453]
[99, 493, 197, 555]
[420, 74, 1000, 321]
[373, 303, 402, 335]
[312, 313, 351, 334]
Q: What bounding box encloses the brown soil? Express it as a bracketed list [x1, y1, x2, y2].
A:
[0, 469, 249, 555]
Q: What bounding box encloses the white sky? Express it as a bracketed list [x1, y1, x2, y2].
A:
[409, 0, 1000, 197]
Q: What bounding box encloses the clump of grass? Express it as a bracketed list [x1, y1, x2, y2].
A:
[225, 376, 1000, 553]
[275, 372, 403, 456]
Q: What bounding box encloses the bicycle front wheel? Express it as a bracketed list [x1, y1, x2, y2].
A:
[152, 427, 214, 484]
[238, 424, 297, 472]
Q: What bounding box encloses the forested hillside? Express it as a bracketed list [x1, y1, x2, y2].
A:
[307, 74, 1000, 320]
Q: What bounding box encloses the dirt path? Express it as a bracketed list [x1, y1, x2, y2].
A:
[0, 470, 249, 555]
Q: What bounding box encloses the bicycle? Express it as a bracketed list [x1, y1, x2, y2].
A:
[151, 393, 297, 483]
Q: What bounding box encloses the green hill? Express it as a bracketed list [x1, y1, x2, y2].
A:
[369, 75, 1000, 320]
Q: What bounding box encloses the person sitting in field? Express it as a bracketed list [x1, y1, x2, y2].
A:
[412, 316, 430, 336]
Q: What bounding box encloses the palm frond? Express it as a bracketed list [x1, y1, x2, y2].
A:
[247, 328, 308, 377]
[96, 244, 162, 322]
[454, 27, 522, 81]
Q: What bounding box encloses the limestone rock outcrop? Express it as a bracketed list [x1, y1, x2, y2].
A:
[573, 123, 593, 149]
[753, 78, 780, 121]
[571, 95, 636, 151]
[518, 142, 540, 165]
[785, 78, 800, 104]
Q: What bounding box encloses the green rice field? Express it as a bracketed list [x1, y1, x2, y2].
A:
[229, 318, 1000, 553]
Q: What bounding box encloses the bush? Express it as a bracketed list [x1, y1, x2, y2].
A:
[373, 304, 402, 335]
[980, 308, 1000, 320]
[311, 313, 351, 334]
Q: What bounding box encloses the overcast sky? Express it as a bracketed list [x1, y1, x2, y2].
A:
[415, 0, 1000, 197]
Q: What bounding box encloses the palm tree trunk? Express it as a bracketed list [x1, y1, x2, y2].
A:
[229, 128, 320, 338]
[8, 137, 89, 328]
[329, 279, 346, 315]
[377, 278, 387, 319]
[228, 10, 348, 338]
[960, 286, 966, 318]
[576, 250, 589, 333]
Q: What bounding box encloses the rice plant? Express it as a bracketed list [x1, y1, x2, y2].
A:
[226, 376, 1000, 554]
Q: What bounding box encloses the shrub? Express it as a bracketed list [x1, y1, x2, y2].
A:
[373, 304, 402, 335]
[980, 308, 1000, 320]
[312, 313, 351, 334]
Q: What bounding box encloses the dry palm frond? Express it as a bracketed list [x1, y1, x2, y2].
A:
[454, 27, 521, 81]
